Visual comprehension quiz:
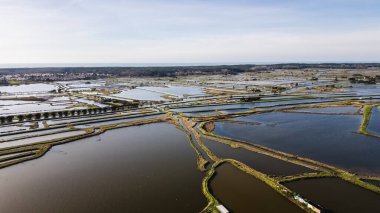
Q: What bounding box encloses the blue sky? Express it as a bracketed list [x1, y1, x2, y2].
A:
[0, 0, 379, 64]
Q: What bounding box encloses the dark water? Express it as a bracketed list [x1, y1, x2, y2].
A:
[210, 163, 304, 213]
[284, 178, 380, 213]
[0, 123, 206, 213]
[202, 138, 313, 176]
[214, 112, 380, 175]
[368, 107, 380, 135]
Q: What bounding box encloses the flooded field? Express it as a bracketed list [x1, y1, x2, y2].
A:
[114, 89, 167, 101]
[0, 102, 82, 115]
[0, 130, 85, 149]
[202, 138, 313, 176]
[284, 178, 380, 213]
[0, 125, 28, 134]
[0, 84, 57, 94]
[0, 123, 206, 212]
[0, 128, 69, 141]
[343, 84, 380, 96]
[139, 86, 204, 98]
[210, 163, 304, 213]
[0, 100, 39, 106]
[214, 112, 380, 175]
[1, 70, 380, 212]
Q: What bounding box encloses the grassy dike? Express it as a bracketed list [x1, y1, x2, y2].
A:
[357, 104, 380, 139]
[359, 105, 374, 135]
[201, 161, 222, 213]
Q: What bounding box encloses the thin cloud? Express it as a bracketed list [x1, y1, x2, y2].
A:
[0, 0, 379, 63]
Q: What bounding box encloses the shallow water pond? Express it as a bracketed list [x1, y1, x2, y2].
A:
[0, 130, 85, 149]
[214, 112, 380, 175]
[113, 89, 166, 101]
[0, 84, 56, 93]
[140, 86, 204, 98]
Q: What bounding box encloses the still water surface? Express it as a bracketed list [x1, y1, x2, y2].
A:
[0, 123, 206, 212]
[214, 112, 380, 175]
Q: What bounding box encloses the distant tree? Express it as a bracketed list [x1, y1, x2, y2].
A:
[43, 112, 50, 119]
[51, 112, 58, 118]
[35, 113, 41, 120]
[6, 116, 14, 123]
[26, 114, 33, 121]
[17, 114, 25, 122]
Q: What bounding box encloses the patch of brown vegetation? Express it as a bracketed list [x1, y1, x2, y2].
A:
[203, 122, 215, 132]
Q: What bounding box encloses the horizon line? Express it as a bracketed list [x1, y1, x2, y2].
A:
[1, 61, 380, 69]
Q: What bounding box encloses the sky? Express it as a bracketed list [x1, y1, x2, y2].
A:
[0, 0, 379, 64]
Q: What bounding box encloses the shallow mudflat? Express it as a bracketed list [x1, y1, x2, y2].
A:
[202, 138, 313, 176]
[210, 163, 304, 213]
[284, 178, 380, 213]
[214, 112, 380, 175]
[0, 123, 206, 213]
[113, 89, 166, 101]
